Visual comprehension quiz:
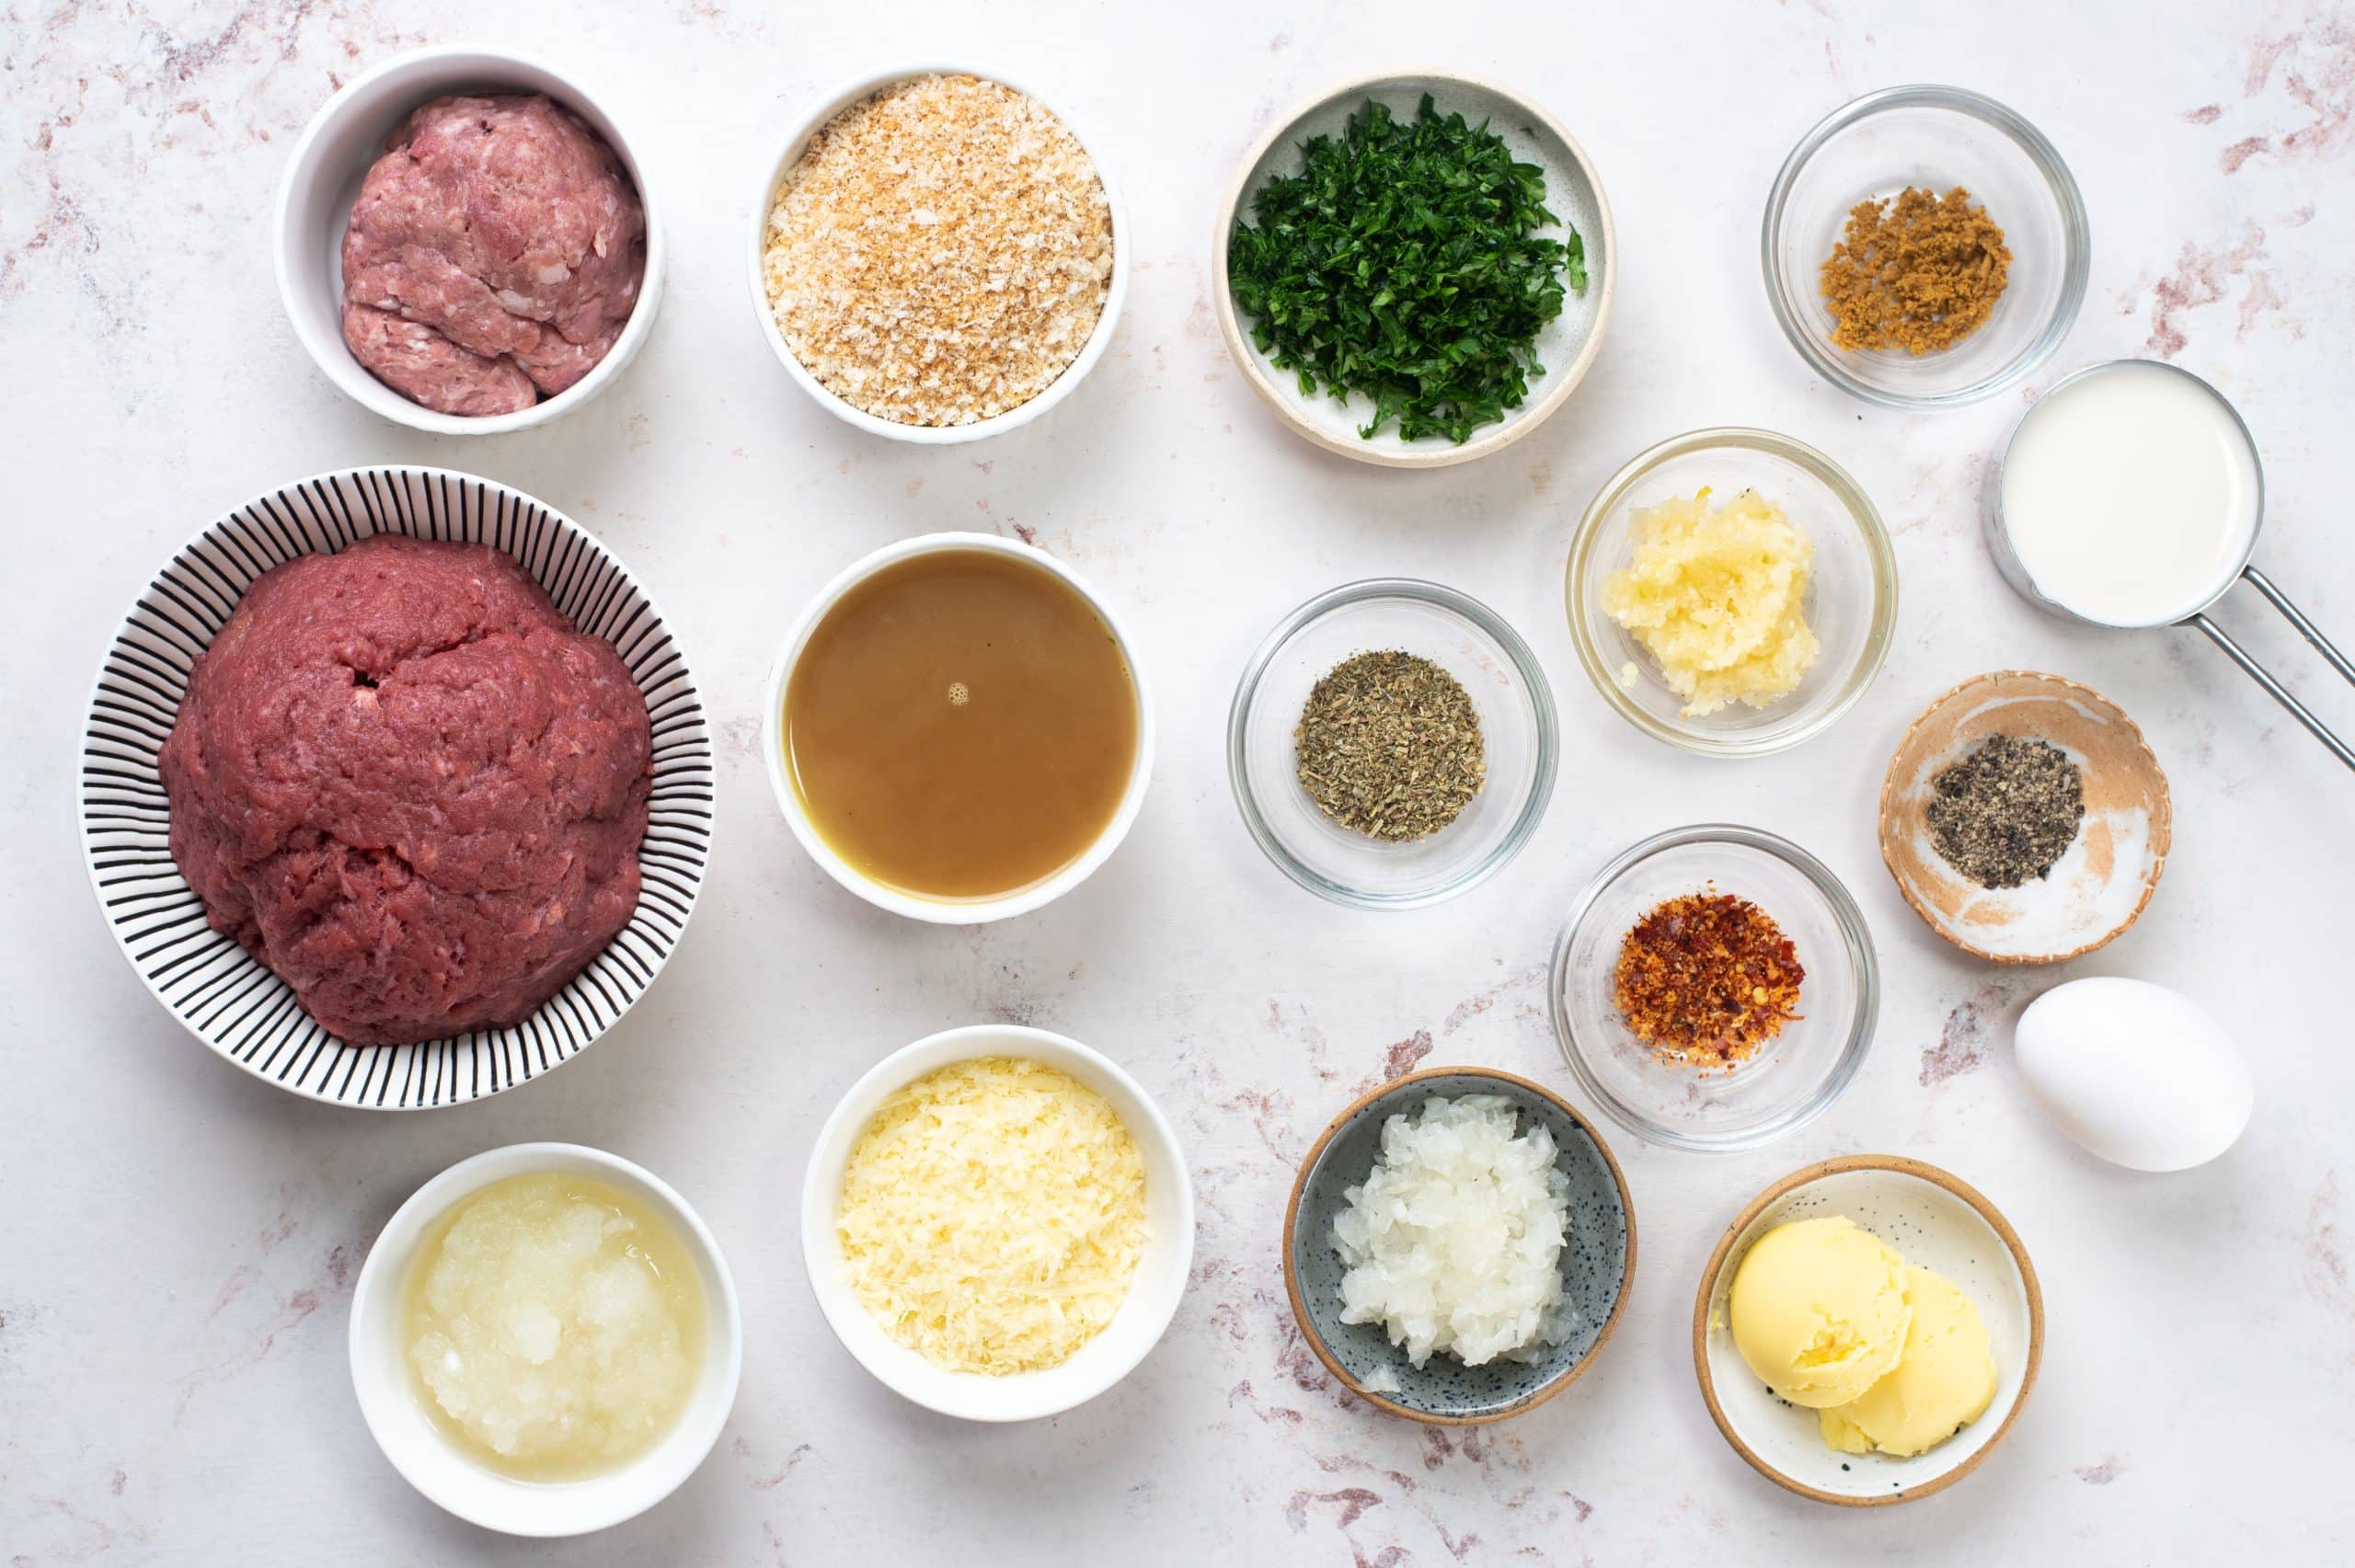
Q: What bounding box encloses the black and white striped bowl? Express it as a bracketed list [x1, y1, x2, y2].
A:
[78, 468, 714, 1110]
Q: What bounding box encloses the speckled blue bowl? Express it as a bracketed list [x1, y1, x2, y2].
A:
[1282, 1067, 1637, 1424]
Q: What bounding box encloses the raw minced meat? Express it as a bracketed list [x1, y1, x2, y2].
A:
[340, 94, 645, 416]
[159, 535, 651, 1047]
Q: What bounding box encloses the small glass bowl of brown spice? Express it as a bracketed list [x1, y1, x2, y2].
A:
[1762, 85, 2087, 408]
[1228, 579, 1557, 909]
[1550, 825, 1878, 1150]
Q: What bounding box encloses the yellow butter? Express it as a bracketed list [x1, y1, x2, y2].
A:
[1816, 1264, 1997, 1458]
[1728, 1215, 1911, 1409]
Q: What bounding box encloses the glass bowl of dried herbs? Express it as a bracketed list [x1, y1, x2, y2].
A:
[1762, 85, 2088, 409]
[1214, 72, 1614, 468]
[1550, 825, 1878, 1151]
[1227, 579, 1557, 909]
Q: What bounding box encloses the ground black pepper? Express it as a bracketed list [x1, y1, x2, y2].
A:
[1926, 734, 2085, 888]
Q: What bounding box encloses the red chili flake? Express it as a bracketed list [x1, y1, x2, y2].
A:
[1613, 891, 1805, 1068]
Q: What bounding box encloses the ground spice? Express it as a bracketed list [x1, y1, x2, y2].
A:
[1614, 892, 1805, 1068]
[1820, 186, 2011, 353]
[1294, 650, 1486, 841]
[1927, 734, 2085, 888]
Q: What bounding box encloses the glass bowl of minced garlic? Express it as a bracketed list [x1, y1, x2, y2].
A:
[1762, 85, 2088, 408]
[1568, 428, 1896, 758]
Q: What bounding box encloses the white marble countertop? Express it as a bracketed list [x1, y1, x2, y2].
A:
[5, 1, 2352, 1562]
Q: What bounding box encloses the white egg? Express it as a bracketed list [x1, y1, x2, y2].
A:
[2013, 977, 2252, 1172]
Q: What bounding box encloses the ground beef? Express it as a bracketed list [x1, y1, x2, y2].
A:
[160, 535, 651, 1047]
[340, 94, 646, 417]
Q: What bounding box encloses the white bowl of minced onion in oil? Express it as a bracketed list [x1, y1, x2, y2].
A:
[799, 1024, 1195, 1422]
[348, 1144, 742, 1537]
[747, 62, 1130, 443]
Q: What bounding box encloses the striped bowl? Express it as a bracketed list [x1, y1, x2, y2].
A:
[78, 468, 714, 1109]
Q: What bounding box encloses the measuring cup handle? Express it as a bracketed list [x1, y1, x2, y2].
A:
[2188, 601, 2355, 773]
[2242, 567, 2355, 687]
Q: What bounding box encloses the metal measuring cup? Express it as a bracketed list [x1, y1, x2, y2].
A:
[1988, 358, 2354, 772]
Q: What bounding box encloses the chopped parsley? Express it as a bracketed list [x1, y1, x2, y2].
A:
[1227, 95, 1582, 444]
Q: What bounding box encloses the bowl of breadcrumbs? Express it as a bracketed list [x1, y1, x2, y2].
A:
[752, 65, 1126, 442]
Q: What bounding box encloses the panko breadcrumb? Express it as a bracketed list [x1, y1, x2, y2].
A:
[763, 74, 1113, 426]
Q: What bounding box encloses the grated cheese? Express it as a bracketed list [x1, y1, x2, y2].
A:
[836, 1056, 1147, 1375]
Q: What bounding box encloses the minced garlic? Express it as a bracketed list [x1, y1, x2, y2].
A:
[836, 1056, 1146, 1375]
[1603, 486, 1820, 716]
[763, 74, 1114, 426]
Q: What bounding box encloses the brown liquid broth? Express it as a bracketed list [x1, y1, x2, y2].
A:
[785, 550, 1139, 899]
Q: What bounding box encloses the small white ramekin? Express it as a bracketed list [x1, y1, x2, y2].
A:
[747, 62, 1129, 443]
[800, 1025, 1195, 1422]
[349, 1144, 742, 1537]
[762, 532, 1155, 923]
[274, 44, 665, 435]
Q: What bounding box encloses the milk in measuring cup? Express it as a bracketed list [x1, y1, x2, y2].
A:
[1999, 361, 2260, 626]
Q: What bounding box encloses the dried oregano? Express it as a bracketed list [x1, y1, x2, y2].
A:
[1294, 650, 1486, 841]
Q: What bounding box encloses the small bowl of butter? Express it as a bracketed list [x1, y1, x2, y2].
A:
[1568, 427, 1897, 758]
[349, 1144, 743, 1537]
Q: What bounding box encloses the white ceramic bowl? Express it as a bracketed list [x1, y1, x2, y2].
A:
[1693, 1156, 2043, 1506]
[748, 62, 1129, 443]
[274, 44, 665, 435]
[799, 1024, 1195, 1422]
[1213, 70, 1614, 468]
[762, 532, 1154, 923]
[349, 1144, 742, 1536]
[76, 467, 713, 1109]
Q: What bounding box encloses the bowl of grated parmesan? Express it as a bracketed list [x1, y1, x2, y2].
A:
[750, 64, 1128, 442]
[799, 1024, 1194, 1421]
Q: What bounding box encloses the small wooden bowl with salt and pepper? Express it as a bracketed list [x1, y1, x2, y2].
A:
[1878, 670, 2170, 964]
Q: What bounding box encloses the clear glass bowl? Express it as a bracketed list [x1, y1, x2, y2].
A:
[1567, 428, 1896, 757]
[1762, 85, 2089, 408]
[1551, 825, 1878, 1151]
[1228, 579, 1557, 909]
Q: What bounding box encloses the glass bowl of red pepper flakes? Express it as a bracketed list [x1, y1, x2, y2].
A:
[1549, 824, 1878, 1150]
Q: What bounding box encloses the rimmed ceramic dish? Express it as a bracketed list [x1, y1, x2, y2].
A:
[1282, 1067, 1636, 1425]
[274, 44, 664, 435]
[1762, 85, 2088, 408]
[799, 1024, 1195, 1422]
[1227, 579, 1557, 909]
[749, 61, 1129, 443]
[1880, 670, 2170, 963]
[77, 467, 713, 1108]
[1551, 825, 1878, 1151]
[349, 1143, 743, 1537]
[1694, 1155, 2043, 1506]
[1567, 429, 1897, 757]
[763, 532, 1154, 924]
[1212, 70, 1614, 468]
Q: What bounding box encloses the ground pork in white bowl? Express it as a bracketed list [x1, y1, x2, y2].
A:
[275, 45, 663, 434]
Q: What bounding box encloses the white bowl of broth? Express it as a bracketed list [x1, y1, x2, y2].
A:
[763, 533, 1154, 923]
